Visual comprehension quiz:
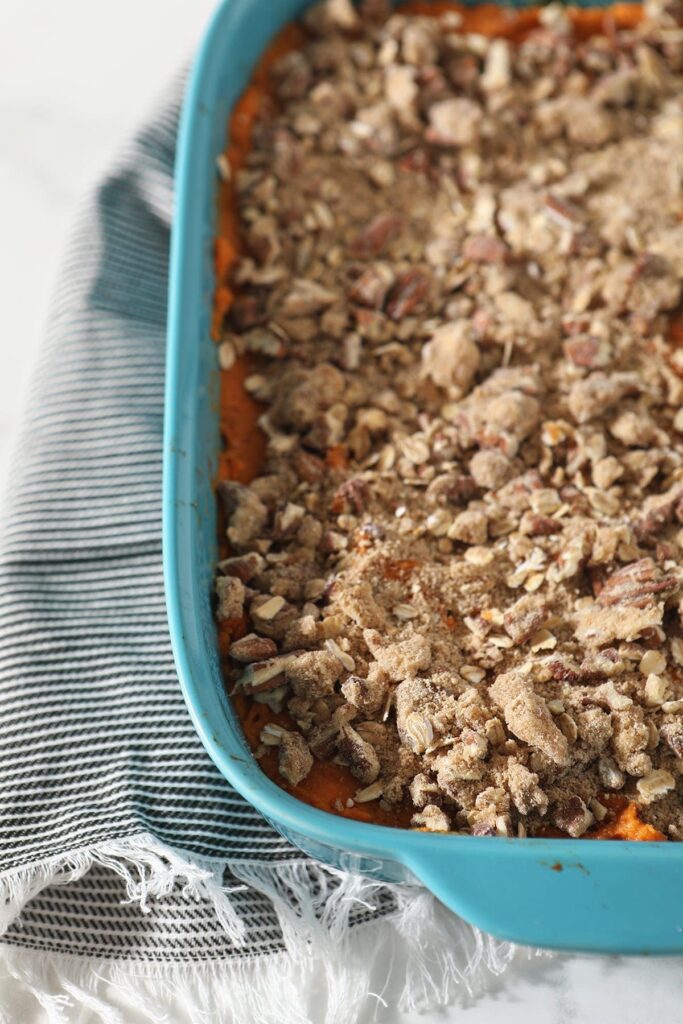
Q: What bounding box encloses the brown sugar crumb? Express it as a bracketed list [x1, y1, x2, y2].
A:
[215, 0, 683, 839]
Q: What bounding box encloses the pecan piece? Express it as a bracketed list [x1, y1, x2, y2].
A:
[462, 235, 509, 264]
[240, 655, 295, 694]
[409, 773, 442, 810]
[217, 552, 265, 583]
[519, 511, 561, 536]
[341, 673, 388, 715]
[563, 335, 610, 369]
[280, 279, 337, 317]
[426, 97, 480, 147]
[230, 293, 268, 331]
[597, 558, 678, 609]
[350, 214, 403, 259]
[543, 194, 584, 229]
[292, 449, 326, 484]
[633, 486, 683, 542]
[229, 633, 278, 664]
[347, 263, 395, 309]
[385, 270, 430, 320]
[660, 721, 683, 758]
[338, 724, 381, 784]
[425, 473, 478, 507]
[507, 763, 548, 816]
[250, 595, 299, 640]
[331, 478, 370, 515]
[503, 594, 550, 645]
[552, 796, 594, 838]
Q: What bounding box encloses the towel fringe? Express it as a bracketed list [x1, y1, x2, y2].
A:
[0, 833, 245, 946]
[0, 832, 546, 1022]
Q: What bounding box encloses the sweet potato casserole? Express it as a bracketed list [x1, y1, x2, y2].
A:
[212, 0, 683, 840]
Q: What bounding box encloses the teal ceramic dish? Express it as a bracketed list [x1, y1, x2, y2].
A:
[164, 0, 683, 954]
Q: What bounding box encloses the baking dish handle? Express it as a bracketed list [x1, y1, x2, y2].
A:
[405, 836, 683, 954]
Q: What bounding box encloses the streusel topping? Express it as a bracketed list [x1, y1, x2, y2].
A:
[215, 0, 683, 838]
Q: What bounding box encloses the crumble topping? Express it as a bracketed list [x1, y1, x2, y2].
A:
[215, 0, 683, 838]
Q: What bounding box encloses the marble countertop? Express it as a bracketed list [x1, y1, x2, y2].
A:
[1, 1, 682, 1021]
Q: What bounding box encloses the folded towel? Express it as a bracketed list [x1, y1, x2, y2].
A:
[0, 83, 520, 1024]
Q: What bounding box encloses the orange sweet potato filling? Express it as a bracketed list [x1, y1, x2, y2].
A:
[588, 795, 666, 841]
[213, 2, 671, 838]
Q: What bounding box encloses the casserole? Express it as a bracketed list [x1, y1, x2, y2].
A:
[164, 0, 683, 953]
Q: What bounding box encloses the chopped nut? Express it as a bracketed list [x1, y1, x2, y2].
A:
[229, 634, 278, 663]
[411, 805, 451, 832]
[507, 763, 548, 816]
[338, 724, 381, 784]
[640, 650, 667, 676]
[598, 756, 625, 790]
[385, 270, 429, 320]
[463, 235, 509, 264]
[281, 279, 337, 317]
[553, 796, 594, 838]
[253, 595, 286, 621]
[460, 665, 486, 684]
[260, 722, 287, 746]
[240, 655, 295, 694]
[529, 629, 556, 653]
[636, 769, 676, 804]
[590, 680, 633, 711]
[504, 594, 550, 645]
[427, 97, 480, 147]
[354, 781, 384, 803]
[598, 559, 677, 609]
[350, 213, 403, 259]
[341, 672, 387, 714]
[217, 552, 265, 583]
[644, 673, 669, 707]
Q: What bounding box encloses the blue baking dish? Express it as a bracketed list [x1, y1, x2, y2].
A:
[164, 0, 683, 953]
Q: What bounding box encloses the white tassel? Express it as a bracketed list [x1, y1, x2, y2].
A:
[0, 833, 245, 947]
[0, 833, 549, 1024]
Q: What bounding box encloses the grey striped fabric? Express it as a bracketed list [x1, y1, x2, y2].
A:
[0, 88, 396, 963]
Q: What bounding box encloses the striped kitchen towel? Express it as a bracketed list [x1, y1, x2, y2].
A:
[0, 82, 521, 1023]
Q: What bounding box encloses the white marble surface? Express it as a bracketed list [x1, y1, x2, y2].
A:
[1, 2, 682, 1022]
